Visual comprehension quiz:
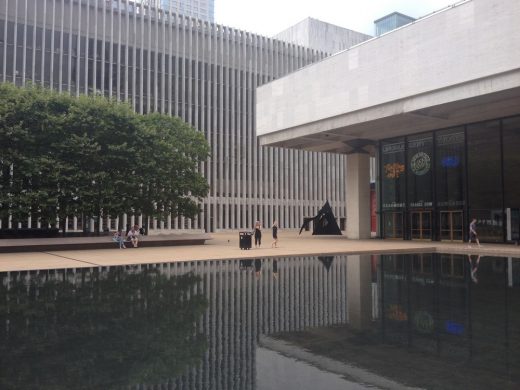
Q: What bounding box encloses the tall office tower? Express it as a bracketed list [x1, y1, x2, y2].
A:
[160, 0, 215, 22]
[374, 12, 415, 36]
[0, 0, 346, 233]
[275, 17, 372, 55]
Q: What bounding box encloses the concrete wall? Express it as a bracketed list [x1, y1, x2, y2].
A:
[275, 17, 372, 55]
[257, 0, 520, 138]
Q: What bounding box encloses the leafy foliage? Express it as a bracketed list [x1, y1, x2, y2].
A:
[0, 83, 210, 231]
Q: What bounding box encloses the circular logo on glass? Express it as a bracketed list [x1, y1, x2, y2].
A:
[411, 152, 431, 175]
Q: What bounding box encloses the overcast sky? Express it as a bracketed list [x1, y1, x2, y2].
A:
[215, 0, 461, 37]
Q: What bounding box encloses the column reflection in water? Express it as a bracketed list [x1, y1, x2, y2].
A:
[0, 255, 350, 389]
[4, 254, 517, 389]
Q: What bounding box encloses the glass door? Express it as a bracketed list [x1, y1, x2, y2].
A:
[384, 212, 404, 239]
[410, 211, 432, 240]
[440, 211, 463, 241]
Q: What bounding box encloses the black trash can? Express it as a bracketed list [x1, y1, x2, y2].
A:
[239, 231, 253, 250]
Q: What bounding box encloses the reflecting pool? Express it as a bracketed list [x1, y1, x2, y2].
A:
[1, 253, 519, 389]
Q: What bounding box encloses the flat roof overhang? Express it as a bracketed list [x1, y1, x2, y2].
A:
[256, 0, 520, 155]
[258, 73, 520, 155]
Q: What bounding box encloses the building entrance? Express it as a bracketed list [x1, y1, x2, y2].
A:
[383, 212, 403, 238]
[440, 211, 463, 242]
[410, 211, 432, 240]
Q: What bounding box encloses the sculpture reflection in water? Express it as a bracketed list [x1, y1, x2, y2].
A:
[0, 268, 208, 389]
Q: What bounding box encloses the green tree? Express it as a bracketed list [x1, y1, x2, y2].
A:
[62, 94, 142, 233]
[0, 83, 72, 229]
[0, 83, 210, 234]
[136, 112, 210, 232]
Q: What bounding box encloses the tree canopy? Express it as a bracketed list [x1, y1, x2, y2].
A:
[0, 82, 210, 233]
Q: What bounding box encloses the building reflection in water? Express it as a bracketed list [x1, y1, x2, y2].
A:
[374, 253, 520, 388]
[0, 256, 348, 389]
[1, 254, 519, 389]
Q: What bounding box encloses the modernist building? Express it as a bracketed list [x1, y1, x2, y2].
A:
[275, 17, 372, 55]
[257, 0, 520, 242]
[0, 0, 369, 233]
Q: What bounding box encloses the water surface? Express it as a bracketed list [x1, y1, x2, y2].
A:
[1, 253, 519, 389]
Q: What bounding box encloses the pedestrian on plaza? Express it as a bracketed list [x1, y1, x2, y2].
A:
[254, 220, 262, 248]
[271, 220, 279, 248]
[467, 218, 481, 248]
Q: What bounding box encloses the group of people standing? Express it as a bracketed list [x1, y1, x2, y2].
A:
[253, 220, 279, 248]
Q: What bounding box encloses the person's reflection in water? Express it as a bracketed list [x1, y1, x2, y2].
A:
[255, 259, 262, 278]
[468, 254, 481, 283]
[273, 260, 278, 280]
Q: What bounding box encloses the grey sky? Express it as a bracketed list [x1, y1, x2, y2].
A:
[215, 0, 463, 37]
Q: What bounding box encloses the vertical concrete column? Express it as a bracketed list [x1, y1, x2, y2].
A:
[346, 153, 371, 239]
[347, 255, 372, 330]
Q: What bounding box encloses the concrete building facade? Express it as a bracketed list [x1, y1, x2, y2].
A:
[0, 0, 371, 233]
[257, 0, 520, 241]
[275, 17, 372, 55]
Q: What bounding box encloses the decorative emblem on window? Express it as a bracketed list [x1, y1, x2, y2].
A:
[410, 152, 431, 176]
[384, 163, 405, 179]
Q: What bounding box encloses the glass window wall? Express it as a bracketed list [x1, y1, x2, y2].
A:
[407, 133, 433, 209]
[467, 120, 503, 242]
[379, 115, 520, 243]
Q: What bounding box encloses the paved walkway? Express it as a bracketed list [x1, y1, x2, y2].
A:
[1, 230, 520, 272]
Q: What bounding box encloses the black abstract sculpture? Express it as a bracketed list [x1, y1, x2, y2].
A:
[298, 201, 342, 236]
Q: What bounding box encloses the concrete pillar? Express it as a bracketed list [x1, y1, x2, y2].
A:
[346, 153, 371, 239]
[347, 255, 372, 330]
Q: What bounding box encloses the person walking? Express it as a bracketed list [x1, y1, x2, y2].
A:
[254, 220, 262, 248]
[271, 220, 279, 248]
[467, 218, 481, 248]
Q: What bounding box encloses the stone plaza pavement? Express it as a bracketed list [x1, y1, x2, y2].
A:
[2, 230, 520, 272]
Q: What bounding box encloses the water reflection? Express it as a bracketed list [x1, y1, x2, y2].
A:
[0, 267, 207, 389]
[1, 254, 519, 389]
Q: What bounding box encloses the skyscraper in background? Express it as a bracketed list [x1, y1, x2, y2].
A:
[160, 0, 215, 22]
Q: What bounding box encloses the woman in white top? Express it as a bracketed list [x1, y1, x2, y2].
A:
[127, 225, 140, 248]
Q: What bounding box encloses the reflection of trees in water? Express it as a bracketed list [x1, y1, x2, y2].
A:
[0, 268, 208, 389]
